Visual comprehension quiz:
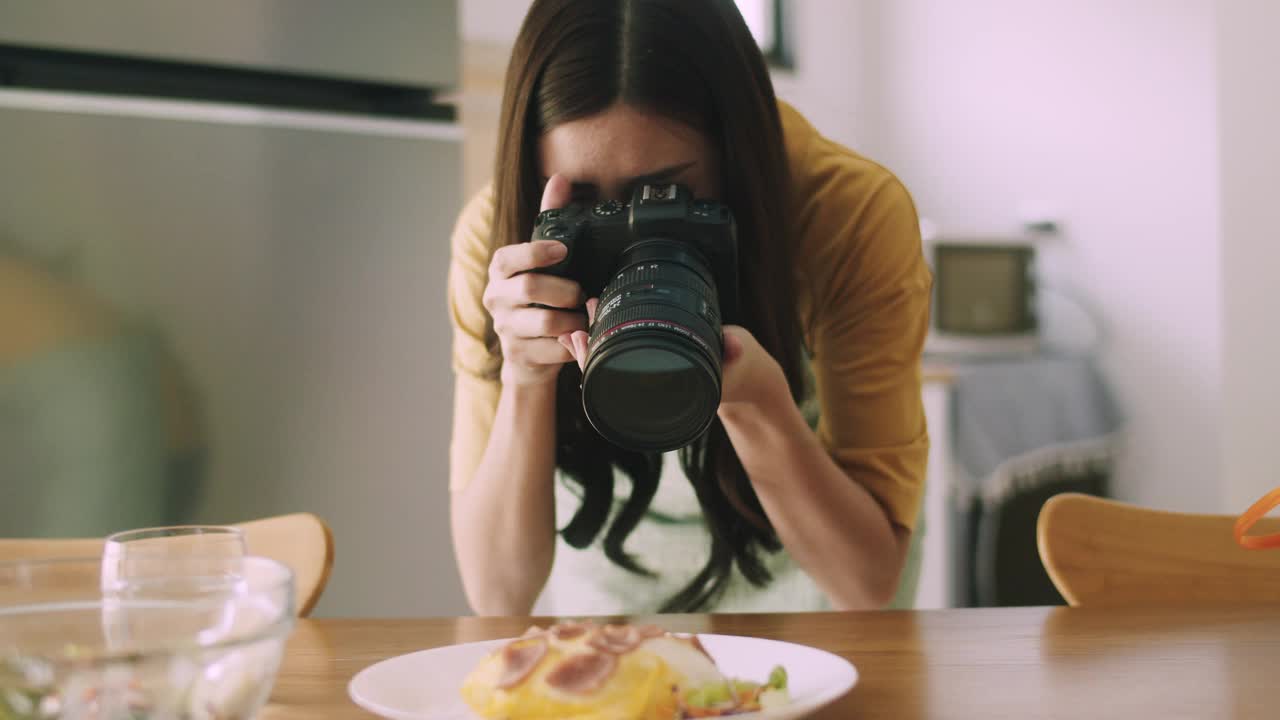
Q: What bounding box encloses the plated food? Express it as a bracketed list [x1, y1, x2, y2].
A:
[460, 621, 789, 719]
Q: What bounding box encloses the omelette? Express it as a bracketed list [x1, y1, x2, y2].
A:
[460, 621, 789, 719]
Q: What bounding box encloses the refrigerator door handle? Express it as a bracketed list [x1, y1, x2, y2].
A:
[0, 88, 461, 140]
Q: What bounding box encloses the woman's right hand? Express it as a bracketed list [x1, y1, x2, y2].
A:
[483, 174, 586, 387]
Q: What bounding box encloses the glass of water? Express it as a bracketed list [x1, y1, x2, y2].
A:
[101, 526, 246, 587]
[100, 525, 249, 650]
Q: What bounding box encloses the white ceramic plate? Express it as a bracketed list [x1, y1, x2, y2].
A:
[348, 633, 857, 720]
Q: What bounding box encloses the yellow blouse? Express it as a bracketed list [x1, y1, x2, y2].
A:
[447, 101, 932, 531]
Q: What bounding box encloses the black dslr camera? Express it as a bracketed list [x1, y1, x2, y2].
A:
[532, 183, 739, 452]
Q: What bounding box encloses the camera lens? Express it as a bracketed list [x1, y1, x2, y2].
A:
[581, 240, 722, 451]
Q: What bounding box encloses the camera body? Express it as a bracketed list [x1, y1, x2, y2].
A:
[531, 183, 739, 325]
[529, 183, 739, 451]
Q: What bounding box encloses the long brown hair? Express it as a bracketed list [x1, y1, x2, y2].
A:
[492, 0, 806, 611]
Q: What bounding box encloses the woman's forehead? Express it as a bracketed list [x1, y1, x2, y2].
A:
[538, 104, 712, 184]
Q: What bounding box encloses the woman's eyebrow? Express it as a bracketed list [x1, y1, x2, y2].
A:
[623, 161, 696, 186]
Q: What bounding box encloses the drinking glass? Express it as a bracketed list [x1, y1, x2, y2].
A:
[100, 525, 248, 650]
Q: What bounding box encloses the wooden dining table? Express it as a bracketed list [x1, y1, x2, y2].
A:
[260, 604, 1278, 719]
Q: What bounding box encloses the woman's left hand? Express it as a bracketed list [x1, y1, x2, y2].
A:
[562, 311, 788, 411]
[718, 325, 789, 410]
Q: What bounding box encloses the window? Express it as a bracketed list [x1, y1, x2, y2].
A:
[734, 0, 793, 69]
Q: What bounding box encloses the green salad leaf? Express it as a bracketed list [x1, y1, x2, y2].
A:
[767, 665, 787, 690]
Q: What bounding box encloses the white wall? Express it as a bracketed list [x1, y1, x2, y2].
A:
[460, 0, 531, 45]
[1219, 0, 1280, 513]
[778, 0, 1222, 511]
[770, 2, 880, 153]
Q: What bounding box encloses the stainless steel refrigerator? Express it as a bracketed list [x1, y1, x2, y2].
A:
[0, 1, 469, 617]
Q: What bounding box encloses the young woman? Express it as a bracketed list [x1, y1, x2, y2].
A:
[448, 0, 932, 616]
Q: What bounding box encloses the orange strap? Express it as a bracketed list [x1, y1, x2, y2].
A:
[1234, 487, 1280, 550]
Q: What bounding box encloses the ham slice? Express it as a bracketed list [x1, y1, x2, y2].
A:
[588, 624, 643, 654]
[544, 651, 618, 695]
[497, 637, 548, 689]
[550, 621, 593, 642]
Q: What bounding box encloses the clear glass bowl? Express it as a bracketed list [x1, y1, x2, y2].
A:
[0, 555, 295, 719]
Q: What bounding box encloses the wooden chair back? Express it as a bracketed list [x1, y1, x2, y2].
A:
[0, 512, 334, 616]
[1037, 493, 1280, 607]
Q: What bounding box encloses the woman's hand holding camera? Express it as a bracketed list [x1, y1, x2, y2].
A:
[483, 175, 589, 387]
[718, 326, 789, 412]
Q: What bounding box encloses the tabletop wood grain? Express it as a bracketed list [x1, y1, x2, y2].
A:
[260, 605, 1279, 720]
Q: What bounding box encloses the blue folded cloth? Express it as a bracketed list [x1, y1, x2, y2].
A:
[947, 353, 1124, 508]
